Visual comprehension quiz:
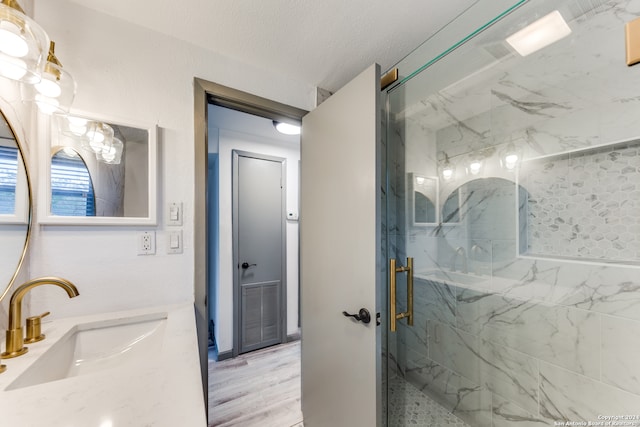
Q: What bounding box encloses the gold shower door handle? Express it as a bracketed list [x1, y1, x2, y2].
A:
[389, 257, 413, 332]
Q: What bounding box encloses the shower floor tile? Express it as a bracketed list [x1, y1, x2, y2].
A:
[388, 377, 471, 427]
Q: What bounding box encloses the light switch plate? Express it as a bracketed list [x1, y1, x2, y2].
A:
[167, 202, 183, 226]
[167, 230, 183, 254]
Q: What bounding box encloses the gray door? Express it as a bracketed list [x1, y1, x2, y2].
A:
[300, 64, 381, 426]
[233, 151, 286, 355]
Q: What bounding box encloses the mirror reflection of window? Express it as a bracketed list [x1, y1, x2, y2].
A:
[0, 144, 17, 214]
[50, 149, 96, 216]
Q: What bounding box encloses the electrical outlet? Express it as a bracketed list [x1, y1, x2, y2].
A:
[138, 231, 156, 255]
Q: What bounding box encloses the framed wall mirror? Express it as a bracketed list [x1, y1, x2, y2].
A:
[39, 113, 157, 225]
[0, 108, 32, 301]
[409, 173, 438, 226]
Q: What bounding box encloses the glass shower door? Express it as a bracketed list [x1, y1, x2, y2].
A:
[384, 0, 640, 425]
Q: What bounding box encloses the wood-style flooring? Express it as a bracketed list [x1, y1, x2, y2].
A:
[208, 341, 304, 427]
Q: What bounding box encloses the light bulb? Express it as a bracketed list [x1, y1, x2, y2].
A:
[442, 167, 453, 180]
[0, 55, 26, 80]
[416, 176, 425, 185]
[504, 153, 519, 170]
[273, 121, 301, 135]
[67, 116, 88, 136]
[101, 145, 116, 162]
[0, 26, 28, 58]
[35, 94, 60, 115]
[469, 161, 482, 175]
[35, 77, 62, 98]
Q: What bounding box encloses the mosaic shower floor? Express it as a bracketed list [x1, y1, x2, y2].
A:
[387, 377, 471, 427]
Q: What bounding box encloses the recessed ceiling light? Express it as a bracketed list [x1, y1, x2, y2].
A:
[506, 10, 571, 57]
[273, 121, 301, 135]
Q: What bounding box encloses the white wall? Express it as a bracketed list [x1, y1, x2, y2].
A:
[18, 0, 315, 320]
[208, 106, 300, 354]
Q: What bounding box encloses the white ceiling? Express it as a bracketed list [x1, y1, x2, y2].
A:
[68, 0, 477, 93]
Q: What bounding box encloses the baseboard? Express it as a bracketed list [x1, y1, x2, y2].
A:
[216, 350, 233, 361]
[286, 331, 301, 342]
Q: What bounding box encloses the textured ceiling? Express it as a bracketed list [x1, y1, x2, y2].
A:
[67, 0, 477, 93]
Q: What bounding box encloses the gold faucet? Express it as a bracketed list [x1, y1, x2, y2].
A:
[2, 277, 79, 359]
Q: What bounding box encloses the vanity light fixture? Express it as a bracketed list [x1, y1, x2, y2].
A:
[506, 10, 571, 57]
[32, 41, 76, 115]
[439, 153, 455, 181]
[0, 0, 49, 83]
[273, 120, 301, 135]
[415, 176, 425, 185]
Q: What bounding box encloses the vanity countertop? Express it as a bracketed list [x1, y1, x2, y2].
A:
[0, 303, 207, 426]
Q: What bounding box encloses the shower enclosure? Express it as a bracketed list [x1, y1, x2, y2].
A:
[383, 0, 640, 425]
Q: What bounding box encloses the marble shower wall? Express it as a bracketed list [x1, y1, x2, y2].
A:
[387, 0, 640, 425]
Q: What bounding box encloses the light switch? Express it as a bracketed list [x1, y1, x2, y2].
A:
[167, 230, 183, 254]
[167, 202, 183, 226]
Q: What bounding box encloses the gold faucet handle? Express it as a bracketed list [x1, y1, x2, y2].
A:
[24, 311, 50, 344]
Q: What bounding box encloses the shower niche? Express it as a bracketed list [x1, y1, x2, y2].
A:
[518, 139, 640, 265]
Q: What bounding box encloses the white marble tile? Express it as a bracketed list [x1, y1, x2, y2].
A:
[478, 338, 539, 414]
[458, 292, 600, 378]
[427, 320, 480, 383]
[492, 394, 548, 427]
[601, 315, 640, 395]
[540, 361, 640, 423]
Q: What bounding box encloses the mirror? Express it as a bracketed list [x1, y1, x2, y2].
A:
[441, 177, 529, 263]
[39, 113, 157, 225]
[410, 173, 438, 225]
[0, 109, 31, 301]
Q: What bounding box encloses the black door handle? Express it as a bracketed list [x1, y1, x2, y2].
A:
[342, 308, 371, 324]
[241, 262, 257, 269]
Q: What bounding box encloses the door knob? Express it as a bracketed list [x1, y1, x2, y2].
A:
[241, 262, 257, 269]
[342, 308, 371, 324]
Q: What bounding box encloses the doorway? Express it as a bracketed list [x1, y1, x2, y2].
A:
[193, 78, 307, 402]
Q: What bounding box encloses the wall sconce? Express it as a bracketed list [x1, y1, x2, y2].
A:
[0, 0, 49, 83]
[439, 153, 455, 181]
[31, 41, 76, 115]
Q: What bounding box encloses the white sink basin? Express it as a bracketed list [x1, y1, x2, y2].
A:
[6, 312, 167, 390]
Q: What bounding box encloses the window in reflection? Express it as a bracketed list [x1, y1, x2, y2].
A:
[50, 149, 95, 216]
[0, 144, 18, 214]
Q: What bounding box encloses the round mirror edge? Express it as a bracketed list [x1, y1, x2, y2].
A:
[0, 107, 33, 302]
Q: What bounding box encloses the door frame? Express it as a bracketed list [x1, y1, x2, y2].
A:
[193, 78, 307, 405]
[232, 149, 287, 356]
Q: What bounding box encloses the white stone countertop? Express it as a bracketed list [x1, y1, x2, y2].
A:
[0, 303, 207, 426]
